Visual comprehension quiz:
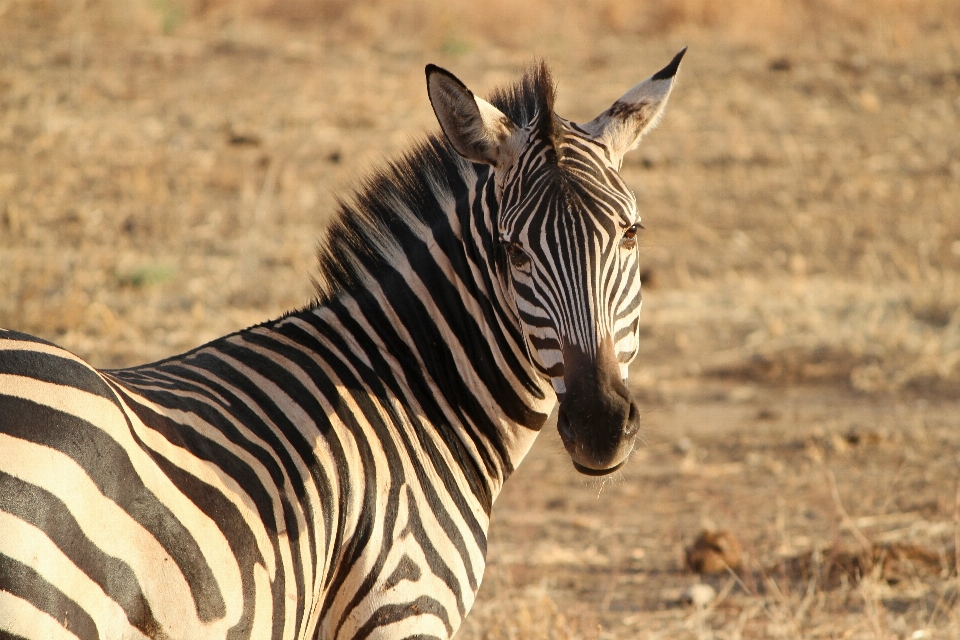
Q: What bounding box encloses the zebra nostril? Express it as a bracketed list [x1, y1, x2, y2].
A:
[557, 409, 576, 444]
[623, 401, 641, 436]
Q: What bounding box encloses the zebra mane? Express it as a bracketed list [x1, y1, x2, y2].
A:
[309, 62, 557, 306]
[487, 60, 557, 146]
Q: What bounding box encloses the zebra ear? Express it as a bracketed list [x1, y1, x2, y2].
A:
[426, 64, 522, 168]
[582, 48, 686, 165]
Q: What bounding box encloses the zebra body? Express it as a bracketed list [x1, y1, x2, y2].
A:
[0, 51, 683, 639]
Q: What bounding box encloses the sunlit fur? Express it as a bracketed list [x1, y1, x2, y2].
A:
[0, 60, 669, 640]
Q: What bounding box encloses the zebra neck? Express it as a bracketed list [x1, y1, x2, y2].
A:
[281, 187, 553, 503]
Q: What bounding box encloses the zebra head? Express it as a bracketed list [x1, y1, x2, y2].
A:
[427, 51, 685, 476]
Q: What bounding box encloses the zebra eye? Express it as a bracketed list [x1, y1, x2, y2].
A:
[502, 241, 530, 268]
[624, 222, 643, 240]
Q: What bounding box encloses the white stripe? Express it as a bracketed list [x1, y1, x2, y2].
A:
[204, 351, 322, 640]
[365, 614, 450, 640]
[0, 339, 89, 363]
[0, 434, 213, 637]
[251, 562, 275, 640]
[110, 383, 281, 578]
[0, 375, 244, 632]
[0, 511, 150, 640]
[364, 285, 505, 549]
[0, 589, 80, 640]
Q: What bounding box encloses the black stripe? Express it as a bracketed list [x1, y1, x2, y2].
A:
[353, 596, 451, 640]
[109, 383, 284, 549]
[322, 297, 495, 533]
[400, 485, 465, 617]
[250, 317, 463, 638]
[116, 357, 333, 639]
[0, 396, 226, 623]
[314, 299, 488, 589]
[0, 350, 117, 400]
[0, 471, 163, 637]
[0, 553, 99, 640]
[0, 330, 62, 349]
[320, 297, 497, 495]
[435, 171, 545, 402]
[105, 388, 263, 640]
[382, 555, 421, 592]
[155, 349, 323, 637]
[258, 325, 407, 634]
[108, 368, 296, 506]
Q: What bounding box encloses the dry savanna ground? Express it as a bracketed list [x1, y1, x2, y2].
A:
[2, 1, 960, 638]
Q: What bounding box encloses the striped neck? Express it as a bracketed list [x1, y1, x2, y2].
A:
[288, 154, 555, 504]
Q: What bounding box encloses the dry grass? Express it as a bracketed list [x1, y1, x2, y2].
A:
[2, 1, 960, 638]
[464, 391, 960, 639]
[21, 0, 960, 51]
[168, 0, 960, 51]
[240, 0, 958, 58]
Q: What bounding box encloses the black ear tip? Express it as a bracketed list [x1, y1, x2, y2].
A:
[425, 64, 469, 92]
[652, 47, 687, 81]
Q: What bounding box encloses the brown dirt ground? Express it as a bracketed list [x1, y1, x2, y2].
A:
[2, 2, 960, 638]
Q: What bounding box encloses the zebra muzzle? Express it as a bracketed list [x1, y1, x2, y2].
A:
[557, 399, 640, 476]
[556, 343, 641, 475]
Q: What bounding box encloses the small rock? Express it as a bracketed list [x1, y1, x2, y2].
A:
[681, 583, 716, 608]
[768, 57, 792, 72]
[686, 530, 742, 574]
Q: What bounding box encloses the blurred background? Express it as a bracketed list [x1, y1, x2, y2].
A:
[1, 1, 959, 637]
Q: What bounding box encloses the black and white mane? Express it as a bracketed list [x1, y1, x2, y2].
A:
[311, 62, 557, 305]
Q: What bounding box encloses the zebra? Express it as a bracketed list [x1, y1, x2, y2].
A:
[0, 49, 684, 640]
